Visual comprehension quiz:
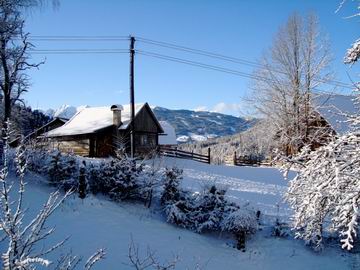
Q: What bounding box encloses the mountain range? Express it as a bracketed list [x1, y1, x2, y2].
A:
[45, 105, 256, 143]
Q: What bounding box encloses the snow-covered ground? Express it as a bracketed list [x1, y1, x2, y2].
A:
[162, 157, 295, 219]
[1, 159, 357, 269]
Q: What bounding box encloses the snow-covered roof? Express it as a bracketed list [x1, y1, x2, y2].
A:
[313, 93, 357, 135]
[159, 121, 177, 145]
[46, 103, 146, 137]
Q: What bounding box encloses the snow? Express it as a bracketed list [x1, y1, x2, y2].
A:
[52, 104, 88, 120]
[162, 158, 294, 218]
[1, 162, 356, 270]
[190, 134, 208, 142]
[176, 135, 190, 143]
[313, 94, 357, 135]
[46, 103, 146, 137]
[345, 39, 360, 64]
[207, 134, 218, 139]
[159, 121, 177, 145]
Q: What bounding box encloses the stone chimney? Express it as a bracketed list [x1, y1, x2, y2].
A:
[111, 104, 124, 126]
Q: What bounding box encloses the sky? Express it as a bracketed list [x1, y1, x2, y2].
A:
[23, 0, 360, 116]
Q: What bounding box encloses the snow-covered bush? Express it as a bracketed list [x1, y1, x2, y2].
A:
[285, 133, 360, 250]
[26, 148, 49, 173]
[164, 191, 194, 229]
[47, 150, 78, 189]
[163, 181, 258, 246]
[161, 167, 183, 205]
[221, 206, 258, 250]
[191, 185, 228, 232]
[86, 157, 142, 200]
[27, 148, 164, 204]
[27, 148, 79, 190]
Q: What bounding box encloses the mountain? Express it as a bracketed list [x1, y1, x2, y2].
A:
[46, 105, 256, 143]
[153, 107, 256, 143]
[45, 105, 88, 120]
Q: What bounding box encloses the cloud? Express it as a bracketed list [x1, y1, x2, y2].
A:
[194, 106, 208, 112]
[212, 102, 242, 115]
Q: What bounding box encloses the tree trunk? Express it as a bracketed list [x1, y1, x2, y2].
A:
[235, 231, 246, 251]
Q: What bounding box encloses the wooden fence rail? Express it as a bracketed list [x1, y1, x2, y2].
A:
[233, 151, 270, 167]
[158, 146, 211, 164]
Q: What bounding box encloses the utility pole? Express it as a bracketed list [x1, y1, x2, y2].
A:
[129, 35, 136, 158]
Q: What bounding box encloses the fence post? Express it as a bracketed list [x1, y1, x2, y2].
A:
[207, 148, 211, 164]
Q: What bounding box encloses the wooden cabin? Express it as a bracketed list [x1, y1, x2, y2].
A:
[45, 103, 164, 157]
[9, 117, 67, 148]
[279, 93, 356, 156]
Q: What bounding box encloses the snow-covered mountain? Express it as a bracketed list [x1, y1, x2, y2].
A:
[46, 105, 88, 120]
[46, 105, 256, 143]
[153, 107, 256, 143]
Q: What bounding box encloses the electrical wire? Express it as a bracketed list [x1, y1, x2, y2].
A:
[21, 34, 355, 90]
[135, 36, 354, 90]
[137, 49, 325, 90]
[27, 35, 129, 41]
[29, 48, 129, 54]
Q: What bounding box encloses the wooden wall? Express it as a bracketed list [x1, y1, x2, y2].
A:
[134, 106, 161, 133]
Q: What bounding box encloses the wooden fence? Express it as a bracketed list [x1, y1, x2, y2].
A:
[158, 146, 211, 164]
[233, 152, 270, 167]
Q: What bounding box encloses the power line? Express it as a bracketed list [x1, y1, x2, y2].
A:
[29, 48, 129, 54]
[137, 50, 296, 85]
[21, 34, 354, 89]
[137, 49, 342, 93]
[136, 36, 262, 68]
[30, 48, 128, 51]
[135, 36, 354, 90]
[28, 35, 129, 41]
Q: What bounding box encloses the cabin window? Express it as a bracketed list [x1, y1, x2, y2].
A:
[138, 134, 156, 146]
[140, 134, 148, 146]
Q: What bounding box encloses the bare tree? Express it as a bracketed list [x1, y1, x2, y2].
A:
[127, 237, 206, 270]
[248, 13, 333, 155]
[0, 0, 59, 130]
[127, 238, 179, 270]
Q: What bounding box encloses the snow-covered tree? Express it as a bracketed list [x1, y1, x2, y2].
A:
[0, 127, 105, 269]
[191, 185, 227, 232]
[161, 167, 183, 206]
[337, 0, 360, 65]
[221, 206, 258, 251]
[283, 1, 360, 251]
[248, 13, 333, 155]
[47, 150, 78, 189]
[285, 134, 360, 250]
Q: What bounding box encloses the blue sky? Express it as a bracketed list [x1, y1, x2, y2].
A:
[24, 0, 359, 116]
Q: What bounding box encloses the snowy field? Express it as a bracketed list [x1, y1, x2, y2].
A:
[1, 159, 357, 269]
[162, 157, 296, 219]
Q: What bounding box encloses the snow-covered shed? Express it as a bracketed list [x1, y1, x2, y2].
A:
[45, 103, 164, 157]
[278, 93, 356, 156]
[313, 93, 357, 135]
[159, 121, 177, 146]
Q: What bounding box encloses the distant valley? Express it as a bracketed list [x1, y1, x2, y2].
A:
[45, 105, 256, 143]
